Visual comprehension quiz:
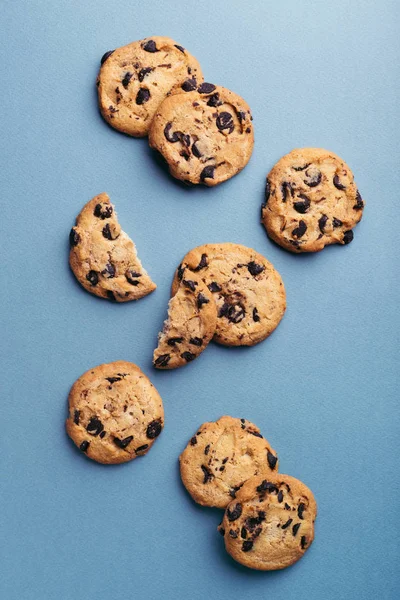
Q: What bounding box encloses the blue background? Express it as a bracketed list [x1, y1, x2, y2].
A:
[1, 1, 399, 598]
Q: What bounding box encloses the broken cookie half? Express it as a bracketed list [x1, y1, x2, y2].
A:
[69, 193, 156, 302]
[153, 273, 217, 369]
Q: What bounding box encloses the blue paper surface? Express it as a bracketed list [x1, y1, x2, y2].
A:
[1, 1, 399, 599]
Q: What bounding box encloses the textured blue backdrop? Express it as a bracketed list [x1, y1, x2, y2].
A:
[1, 1, 399, 599]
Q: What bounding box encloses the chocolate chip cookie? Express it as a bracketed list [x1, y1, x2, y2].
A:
[148, 84, 254, 186]
[261, 148, 364, 252]
[171, 244, 286, 346]
[153, 275, 217, 369]
[97, 36, 203, 137]
[179, 416, 279, 508]
[69, 193, 156, 302]
[218, 473, 317, 570]
[66, 361, 164, 464]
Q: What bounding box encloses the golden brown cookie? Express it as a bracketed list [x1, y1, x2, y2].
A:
[69, 193, 156, 302]
[261, 148, 364, 252]
[148, 84, 254, 186]
[179, 416, 279, 508]
[97, 36, 203, 137]
[66, 361, 164, 464]
[153, 275, 217, 369]
[171, 244, 286, 346]
[218, 473, 317, 570]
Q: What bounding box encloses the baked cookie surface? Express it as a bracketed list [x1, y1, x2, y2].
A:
[171, 244, 286, 346]
[97, 36, 203, 137]
[153, 275, 217, 369]
[69, 193, 156, 302]
[148, 84, 254, 186]
[179, 416, 278, 508]
[218, 473, 317, 570]
[261, 148, 364, 252]
[66, 361, 164, 464]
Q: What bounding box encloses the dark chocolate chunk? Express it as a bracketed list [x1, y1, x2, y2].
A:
[292, 523, 301, 536]
[201, 464, 213, 483]
[154, 353, 170, 368]
[189, 337, 203, 346]
[304, 168, 322, 187]
[207, 93, 221, 107]
[241, 527, 247, 539]
[102, 223, 118, 240]
[164, 122, 180, 143]
[293, 163, 310, 171]
[190, 436, 197, 446]
[318, 214, 328, 233]
[333, 174, 346, 190]
[218, 527, 225, 536]
[298, 503, 305, 519]
[281, 181, 293, 201]
[136, 88, 150, 105]
[218, 302, 245, 324]
[86, 270, 99, 286]
[99, 431, 106, 439]
[242, 540, 253, 552]
[204, 444, 210, 455]
[256, 480, 278, 494]
[106, 376, 122, 384]
[142, 40, 158, 52]
[294, 194, 311, 214]
[248, 430, 263, 438]
[122, 72, 133, 89]
[181, 351, 196, 362]
[281, 518, 293, 530]
[182, 279, 197, 291]
[107, 291, 116, 302]
[208, 282, 221, 293]
[167, 337, 183, 346]
[247, 261, 265, 276]
[86, 416, 104, 436]
[177, 264, 185, 281]
[73, 410, 80, 425]
[181, 78, 197, 92]
[138, 67, 153, 82]
[267, 451, 278, 470]
[194, 253, 208, 271]
[333, 217, 343, 228]
[125, 270, 142, 286]
[292, 220, 307, 239]
[245, 512, 266, 530]
[197, 293, 209, 309]
[265, 178, 271, 204]
[135, 444, 149, 454]
[227, 503, 242, 521]
[277, 490, 284, 503]
[79, 440, 90, 452]
[229, 529, 238, 538]
[252, 307, 260, 322]
[146, 419, 162, 439]
[343, 230, 354, 244]
[69, 228, 80, 247]
[237, 111, 246, 122]
[113, 435, 134, 449]
[301, 536, 307, 549]
[101, 50, 114, 65]
[101, 263, 116, 278]
[174, 44, 185, 53]
[198, 82, 216, 93]
[216, 111, 234, 133]
[284, 503, 291, 510]
[354, 190, 364, 210]
[200, 165, 215, 181]
[94, 203, 113, 219]
[192, 142, 202, 158]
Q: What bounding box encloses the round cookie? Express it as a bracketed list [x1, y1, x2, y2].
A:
[97, 36, 203, 137]
[179, 416, 279, 508]
[148, 84, 254, 186]
[261, 148, 364, 253]
[69, 193, 156, 302]
[153, 275, 217, 369]
[171, 244, 286, 346]
[66, 361, 164, 464]
[218, 473, 317, 570]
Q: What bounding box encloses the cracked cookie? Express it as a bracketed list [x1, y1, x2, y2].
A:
[218, 473, 317, 570]
[148, 84, 254, 186]
[69, 193, 156, 302]
[261, 148, 364, 252]
[66, 361, 164, 464]
[171, 243, 286, 346]
[97, 36, 203, 137]
[153, 275, 217, 369]
[179, 416, 278, 508]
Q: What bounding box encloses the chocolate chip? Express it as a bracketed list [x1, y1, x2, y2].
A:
[189, 337, 203, 346]
[241, 527, 247, 539]
[227, 503, 242, 521]
[248, 430, 263, 438]
[333, 174, 346, 190]
[237, 111, 246, 122]
[301, 536, 307, 549]
[218, 527, 225, 536]
[318, 214, 328, 233]
[256, 480, 278, 494]
[194, 253, 208, 271]
[100, 50, 114, 64]
[207, 93, 221, 107]
[146, 419, 162, 439]
[229, 529, 238, 538]
[138, 67, 153, 82]
[86, 416, 104, 436]
[242, 540, 253, 552]
[154, 354, 170, 367]
[293, 163, 310, 171]
[135, 444, 149, 454]
[86, 270, 99, 286]
[298, 503, 305, 519]
[107, 291, 116, 302]
[197, 293, 209, 309]
[284, 503, 291, 510]
[122, 72, 133, 89]
[218, 302, 245, 324]
[142, 40, 158, 52]
[190, 436, 197, 446]
[281, 518, 293, 530]
[252, 307, 260, 322]
[177, 264, 185, 281]
[174, 44, 185, 53]
[333, 217, 343, 228]
[182, 279, 197, 291]
[204, 444, 210, 455]
[113, 435, 133, 449]
[136, 88, 150, 105]
[79, 440, 90, 452]
[101, 263, 115, 278]
[192, 142, 202, 158]
[267, 451, 278, 470]
[181, 78, 197, 92]
[167, 337, 183, 346]
[73, 410, 80, 425]
[69, 228, 80, 247]
[247, 261, 265, 276]
[201, 465, 213, 483]
[292, 220, 307, 239]
[99, 431, 106, 439]
[281, 181, 293, 201]
[106, 376, 122, 384]
[354, 190, 364, 210]
[245, 513, 265, 531]
[277, 490, 284, 503]
[200, 165, 215, 181]
[304, 168, 322, 187]
[294, 194, 311, 213]
[208, 282, 221, 293]
[164, 122, 180, 143]
[343, 230, 354, 244]
[102, 223, 118, 240]
[216, 111, 234, 133]
[94, 203, 113, 219]
[125, 270, 142, 285]
[181, 351, 196, 362]
[292, 523, 301, 536]
[198, 82, 216, 93]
